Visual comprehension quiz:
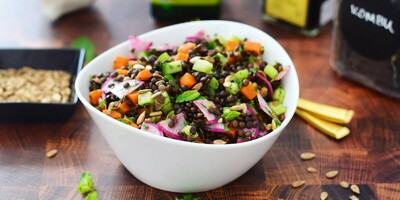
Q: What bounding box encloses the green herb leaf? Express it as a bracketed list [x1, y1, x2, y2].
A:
[164, 74, 180, 88]
[97, 98, 106, 110]
[77, 171, 94, 194]
[248, 101, 256, 110]
[142, 122, 149, 129]
[221, 110, 241, 121]
[71, 36, 96, 63]
[175, 194, 201, 200]
[248, 56, 255, 64]
[153, 117, 158, 123]
[176, 90, 200, 103]
[118, 117, 132, 125]
[195, 95, 206, 100]
[206, 86, 215, 98]
[85, 191, 98, 200]
[250, 67, 258, 74]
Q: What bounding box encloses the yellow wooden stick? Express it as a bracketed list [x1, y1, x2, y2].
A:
[296, 108, 350, 140]
[297, 98, 354, 124]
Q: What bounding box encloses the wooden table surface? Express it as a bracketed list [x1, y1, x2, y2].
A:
[1, 0, 399, 199]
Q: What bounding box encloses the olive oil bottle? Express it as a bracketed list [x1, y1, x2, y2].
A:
[261, 0, 333, 36]
[151, 0, 221, 22]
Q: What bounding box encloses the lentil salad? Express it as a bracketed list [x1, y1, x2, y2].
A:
[88, 31, 290, 144]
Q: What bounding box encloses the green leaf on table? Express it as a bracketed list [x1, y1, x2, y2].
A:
[175, 194, 201, 200]
[77, 171, 94, 194]
[175, 90, 200, 103]
[71, 36, 96, 63]
[85, 190, 98, 200]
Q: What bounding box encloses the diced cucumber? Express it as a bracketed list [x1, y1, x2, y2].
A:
[157, 52, 170, 62]
[161, 91, 173, 113]
[215, 34, 227, 46]
[222, 107, 231, 114]
[138, 91, 154, 106]
[230, 35, 241, 42]
[162, 60, 182, 75]
[264, 64, 278, 79]
[181, 125, 198, 139]
[273, 87, 286, 103]
[213, 53, 228, 66]
[137, 51, 149, 59]
[181, 125, 192, 136]
[192, 59, 213, 74]
[208, 77, 219, 90]
[166, 110, 174, 119]
[225, 81, 239, 95]
[268, 101, 287, 116]
[234, 69, 249, 81]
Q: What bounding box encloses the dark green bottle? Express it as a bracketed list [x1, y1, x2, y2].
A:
[151, 0, 221, 22]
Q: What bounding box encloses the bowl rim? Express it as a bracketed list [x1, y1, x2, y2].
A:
[76, 20, 299, 149]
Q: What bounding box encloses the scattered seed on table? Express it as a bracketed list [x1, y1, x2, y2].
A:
[46, 149, 58, 158]
[291, 180, 305, 188]
[326, 170, 339, 179]
[340, 181, 350, 188]
[300, 152, 316, 160]
[307, 167, 318, 173]
[350, 184, 360, 194]
[349, 195, 359, 200]
[320, 191, 328, 200]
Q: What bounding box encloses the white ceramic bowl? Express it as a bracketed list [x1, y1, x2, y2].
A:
[75, 20, 299, 193]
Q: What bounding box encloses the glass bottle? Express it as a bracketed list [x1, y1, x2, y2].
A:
[331, 0, 400, 99]
[151, 0, 221, 22]
[261, 0, 333, 36]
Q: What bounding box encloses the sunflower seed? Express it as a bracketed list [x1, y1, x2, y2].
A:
[340, 181, 350, 188]
[307, 167, 318, 173]
[213, 139, 226, 144]
[290, 180, 305, 188]
[326, 170, 339, 179]
[349, 195, 359, 200]
[153, 73, 163, 79]
[46, 149, 58, 158]
[155, 80, 165, 85]
[133, 64, 145, 69]
[138, 89, 151, 94]
[149, 111, 163, 117]
[151, 91, 162, 99]
[123, 76, 132, 81]
[350, 184, 360, 194]
[192, 82, 203, 91]
[230, 105, 244, 111]
[136, 111, 146, 125]
[189, 56, 201, 63]
[300, 152, 316, 160]
[320, 191, 328, 200]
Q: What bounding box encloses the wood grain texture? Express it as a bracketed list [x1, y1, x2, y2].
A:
[0, 0, 399, 199]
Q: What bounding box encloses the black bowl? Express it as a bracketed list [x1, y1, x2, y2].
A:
[0, 48, 85, 123]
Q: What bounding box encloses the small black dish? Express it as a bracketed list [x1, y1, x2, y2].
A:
[0, 48, 85, 123]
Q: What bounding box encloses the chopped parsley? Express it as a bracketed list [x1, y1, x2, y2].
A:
[176, 90, 201, 103]
[221, 110, 241, 121]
